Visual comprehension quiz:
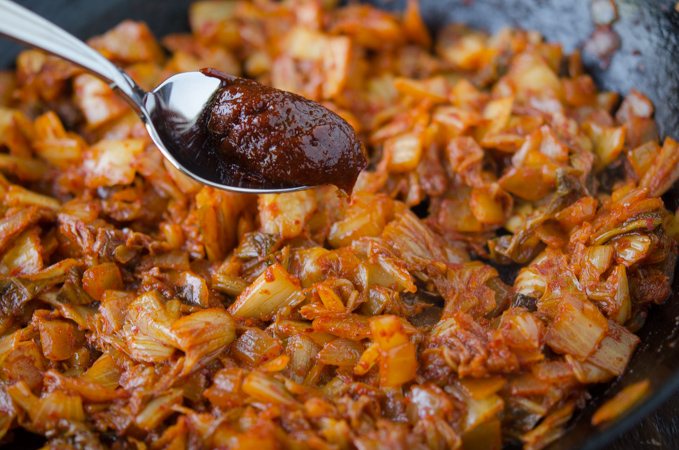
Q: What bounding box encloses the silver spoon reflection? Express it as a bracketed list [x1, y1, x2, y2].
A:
[0, 0, 309, 194]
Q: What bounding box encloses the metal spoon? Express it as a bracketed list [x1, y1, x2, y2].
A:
[0, 0, 308, 194]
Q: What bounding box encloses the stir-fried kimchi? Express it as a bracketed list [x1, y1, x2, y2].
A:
[0, 1, 677, 449]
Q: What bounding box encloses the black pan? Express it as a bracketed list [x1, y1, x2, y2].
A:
[1, 1, 679, 449]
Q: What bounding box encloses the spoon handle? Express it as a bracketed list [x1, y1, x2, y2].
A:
[0, 0, 146, 111]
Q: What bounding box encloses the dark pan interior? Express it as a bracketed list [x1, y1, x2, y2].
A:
[2, 1, 679, 449]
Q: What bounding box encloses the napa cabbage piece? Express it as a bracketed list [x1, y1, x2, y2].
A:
[228, 263, 303, 320]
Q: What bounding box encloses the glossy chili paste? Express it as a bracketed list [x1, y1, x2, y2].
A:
[201, 68, 367, 193]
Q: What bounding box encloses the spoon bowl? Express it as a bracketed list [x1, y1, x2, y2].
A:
[0, 0, 310, 194]
[145, 71, 309, 193]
